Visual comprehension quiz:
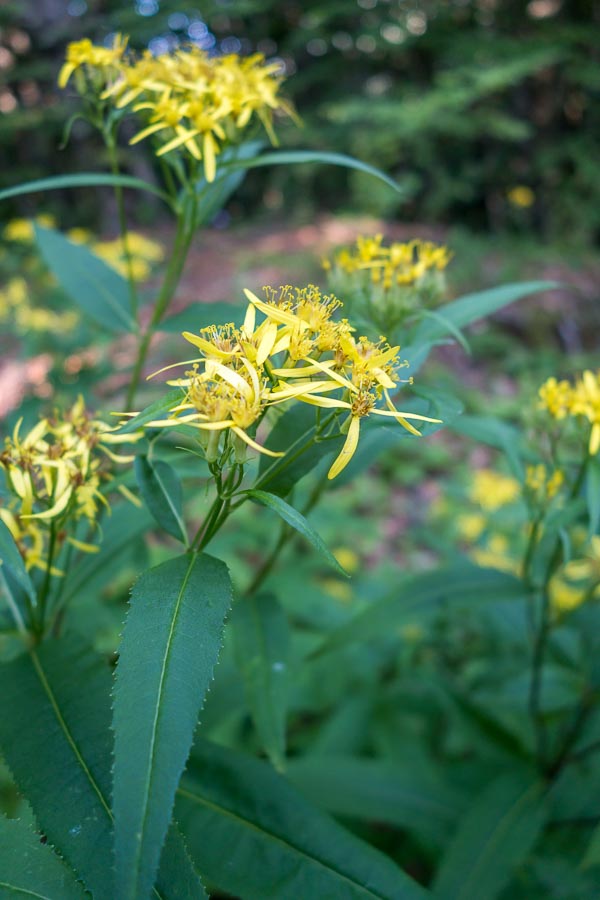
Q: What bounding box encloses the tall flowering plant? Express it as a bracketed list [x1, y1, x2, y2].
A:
[0, 33, 568, 900]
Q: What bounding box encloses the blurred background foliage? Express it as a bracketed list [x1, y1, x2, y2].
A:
[1, 0, 599, 244]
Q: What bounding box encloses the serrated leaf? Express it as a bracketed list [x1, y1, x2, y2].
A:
[159, 301, 244, 333]
[315, 564, 527, 658]
[115, 388, 184, 435]
[135, 456, 188, 544]
[0, 635, 207, 900]
[112, 552, 232, 900]
[246, 490, 348, 577]
[232, 592, 290, 770]
[0, 517, 36, 605]
[412, 282, 558, 344]
[0, 813, 87, 899]
[433, 773, 547, 900]
[222, 149, 405, 193]
[0, 172, 169, 203]
[35, 225, 136, 333]
[176, 738, 428, 900]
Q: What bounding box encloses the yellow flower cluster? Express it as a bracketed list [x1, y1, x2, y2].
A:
[3, 214, 56, 242]
[59, 36, 296, 183]
[468, 468, 521, 512]
[539, 372, 600, 455]
[324, 235, 452, 290]
[0, 277, 78, 336]
[93, 231, 164, 282]
[144, 284, 440, 479]
[525, 464, 564, 502]
[0, 398, 135, 573]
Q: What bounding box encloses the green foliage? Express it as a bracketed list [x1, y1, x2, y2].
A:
[232, 592, 290, 770]
[135, 455, 188, 544]
[35, 224, 136, 332]
[176, 738, 428, 900]
[0, 813, 87, 900]
[112, 553, 232, 900]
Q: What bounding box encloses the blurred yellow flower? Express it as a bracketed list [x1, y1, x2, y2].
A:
[507, 186, 535, 208]
[469, 469, 520, 511]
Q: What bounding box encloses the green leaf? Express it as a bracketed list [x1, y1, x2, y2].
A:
[112, 552, 232, 900]
[315, 564, 527, 657]
[0, 813, 87, 899]
[232, 592, 290, 770]
[0, 517, 36, 606]
[256, 403, 344, 497]
[586, 457, 600, 537]
[0, 172, 169, 203]
[246, 490, 348, 577]
[433, 774, 547, 900]
[286, 756, 463, 846]
[0, 635, 207, 900]
[449, 414, 530, 478]
[115, 388, 184, 435]
[176, 738, 428, 900]
[35, 225, 136, 333]
[581, 821, 600, 869]
[412, 282, 558, 344]
[159, 301, 244, 333]
[222, 150, 405, 194]
[135, 456, 188, 544]
[194, 140, 264, 227]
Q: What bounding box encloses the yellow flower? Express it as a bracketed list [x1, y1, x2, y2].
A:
[457, 512, 486, 542]
[549, 575, 586, 613]
[507, 186, 535, 208]
[3, 214, 57, 243]
[324, 235, 452, 287]
[571, 370, 600, 455]
[525, 464, 564, 502]
[469, 469, 520, 511]
[58, 34, 128, 90]
[538, 376, 573, 420]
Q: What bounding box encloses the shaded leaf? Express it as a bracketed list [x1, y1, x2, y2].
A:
[0, 813, 86, 899]
[315, 563, 527, 657]
[176, 738, 428, 900]
[35, 225, 136, 333]
[586, 457, 600, 537]
[159, 301, 244, 333]
[232, 592, 290, 770]
[0, 635, 207, 900]
[433, 774, 547, 900]
[246, 490, 348, 576]
[112, 553, 232, 900]
[135, 456, 188, 544]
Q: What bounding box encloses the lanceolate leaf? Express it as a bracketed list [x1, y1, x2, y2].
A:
[35, 225, 137, 333]
[112, 552, 232, 900]
[160, 301, 244, 333]
[0, 814, 87, 900]
[0, 172, 170, 203]
[115, 388, 184, 435]
[176, 738, 428, 900]
[135, 456, 188, 544]
[222, 149, 405, 193]
[433, 774, 547, 900]
[0, 636, 207, 900]
[315, 564, 527, 657]
[246, 490, 348, 577]
[232, 592, 290, 770]
[586, 457, 600, 537]
[412, 281, 557, 344]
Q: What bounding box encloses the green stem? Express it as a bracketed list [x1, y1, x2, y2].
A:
[126, 195, 197, 408]
[105, 131, 139, 321]
[528, 455, 590, 772]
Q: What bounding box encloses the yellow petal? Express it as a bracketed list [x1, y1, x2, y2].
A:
[230, 426, 284, 457]
[328, 416, 361, 480]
